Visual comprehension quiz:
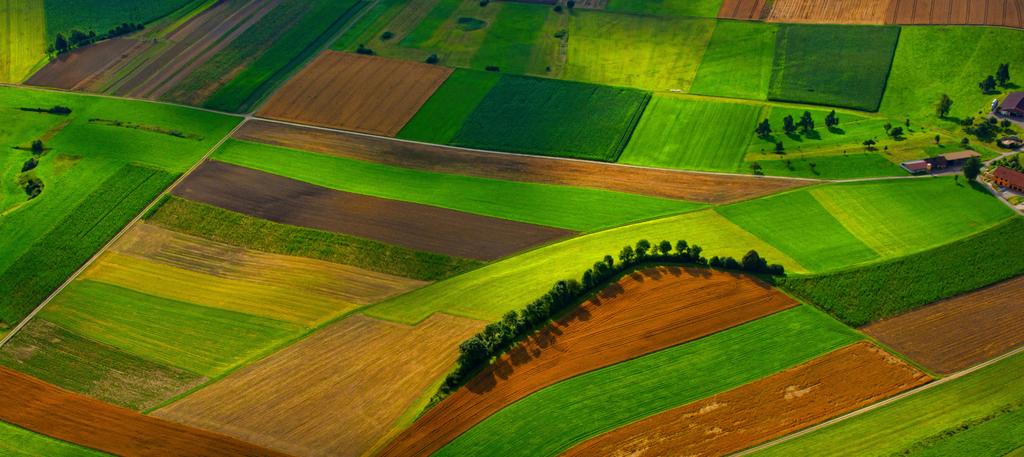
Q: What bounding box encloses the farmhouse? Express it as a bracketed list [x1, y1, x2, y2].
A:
[993, 166, 1024, 193]
[900, 151, 981, 175]
[1000, 92, 1024, 117]
[901, 160, 930, 175]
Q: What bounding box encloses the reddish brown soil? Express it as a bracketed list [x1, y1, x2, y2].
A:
[235, 120, 813, 204]
[562, 342, 930, 457]
[258, 52, 453, 136]
[171, 160, 573, 261]
[864, 276, 1024, 375]
[719, 0, 769, 19]
[767, 0, 894, 24]
[26, 38, 147, 90]
[0, 366, 289, 457]
[378, 267, 799, 457]
[888, 0, 1024, 26]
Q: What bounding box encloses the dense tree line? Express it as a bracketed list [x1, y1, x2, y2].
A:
[20, 106, 72, 115]
[432, 239, 784, 403]
[50, 23, 145, 56]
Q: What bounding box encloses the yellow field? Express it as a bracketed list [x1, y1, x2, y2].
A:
[0, 0, 45, 82]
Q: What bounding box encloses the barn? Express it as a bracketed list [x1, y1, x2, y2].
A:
[1000, 93, 1024, 117]
[993, 166, 1024, 193]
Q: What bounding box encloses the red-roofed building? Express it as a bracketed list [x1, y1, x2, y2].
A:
[993, 166, 1024, 193]
[1000, 93, 1024, 117]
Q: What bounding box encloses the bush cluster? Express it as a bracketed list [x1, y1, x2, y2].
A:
[51, 23, 144, 55]
[20, 106, 72, 115]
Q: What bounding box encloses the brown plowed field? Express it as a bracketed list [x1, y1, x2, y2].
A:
[767, 0, 894, 24]
[562, 342, 930, 457]
[0, 367, 289, 457]
[26, 38, 148, 90]
[115, 0, 280, 99]
[172, 160, 573, 260]
[258, 51, 453, 136]
[719, 0, 769, 19]
[377, 267, 799, 457]
[153, 313, 483, 457]
[235, 120, 814, 204]
[864, 275, 1024, 374]
[888, 0, 1024, 27]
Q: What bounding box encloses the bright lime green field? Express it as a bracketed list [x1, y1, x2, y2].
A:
[881, 26, 1024, 123]
[0, 421, 107, 457]
[366, 208, 804, 324]
[606, 0, 723, 17]
[717, 190, 879, 271]
[41, 280, 300, 377]
[754, 350, 1024, 457]
[398, 69, 501, 144]
[564, 11, 715, 91]
[755, 153, 905, 180]
[619, 95, 761, 172]
[213, 139, 703, 232]
[690, 21, 777, 100]
[0, 0, 45, 83]
[438, 306, 861, 457]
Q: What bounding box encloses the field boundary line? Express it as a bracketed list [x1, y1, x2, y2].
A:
[731, 342, 1024, 456]
[0, 115, 248, 349]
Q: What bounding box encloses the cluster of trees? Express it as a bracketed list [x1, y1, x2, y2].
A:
[553, 0, 575, 12]
[51, 23, 144, 55]
[433, 239, 784, 402]
[754, 110, 838, 155]
[963, 156, 983, 181]
[962, 116, 1015, 142]
[20, 105, 72, 115]
[16, 140, 47, 199]
[979, 63, 1012, 94]
[355, 44, 375, 55]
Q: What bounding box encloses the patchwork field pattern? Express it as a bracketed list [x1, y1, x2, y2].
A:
[889, 0, 1024, 27]
[565, 342, 928, 457]
[767, 0, 894, 24]
[380, 267, 798, 457]
[865, 276, 1024, 374]
[398, 69, 502, 144]
[258, 52, 453, 136]
[154, 314, 484, 457]
[0, 0, 45, 83]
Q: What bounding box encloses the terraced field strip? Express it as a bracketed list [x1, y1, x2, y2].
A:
[766, 0, 894, 24]
[888, 0, 1024, 27]
[563, 341, 929, 457]
[154, 313, 484, 457]
[0, 367, 288, 457]
[236, 120, 815, 204]
[26, 38, 148, 90]
[379, 267, 798, 457]
[172, 160, 574, 260]
[718, 0, 768, 19]
[258, 51, 451, 135]
[864, 275, 1024, 374]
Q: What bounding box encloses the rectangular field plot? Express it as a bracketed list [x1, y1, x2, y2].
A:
[398, 69, 501, 144]
[766, 0, 894, 24]
[690, 21, 777, 100]
[564, 11, 715, 92]
[258, 52, 452, 135]
[154, 313, 484, 457]
[565, 342, 928, 457]
[0, 0, 45, 83]
[431, 306, 861, 457]
[452, 75, 650, 161]
[888, 0, 1024, 28]
[0, 420, 106, 457]
[718, 0, 768, 19]
[865, 276, 1024, 374]
[27, 38, 148, 91]
[769, 24, 900, 111]
[381, 267, 798, 457]
[619, 95, 761, 172]
[606, 0, 724, 17]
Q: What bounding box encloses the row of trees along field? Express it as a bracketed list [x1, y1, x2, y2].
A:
[49, 23, 144, 56]
[431, 239, 785, 404]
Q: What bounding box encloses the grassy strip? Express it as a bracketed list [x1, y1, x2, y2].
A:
[0, 164, 175, 328]
[436, 306, 861, 457]
[754, 349, 1024, 457]
[779, 217, 1024, 327]
[397, 69, 501, 144]
[147, 196, 481, 281]
[0, 421, 107, 456]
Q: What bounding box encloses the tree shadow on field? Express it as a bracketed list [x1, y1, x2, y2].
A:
[828, 126, 846, 135]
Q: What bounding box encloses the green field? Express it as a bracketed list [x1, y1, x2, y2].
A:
[754, 349, 1024, 457]
[366, 208, 803, 324]
[564, 11, 714, 92]
[619, 95, 761, 172]
[605, 0, 723, 17]
[398, 69, 500, 144]
[331, 0, 406, 51]
[0, 421, 107, 457]
[880, 26, 1024, 123]
[780, 216, 1024, 327]
[452, 75, 650, 161]
[148, 197, 481, 281]
[43, 0, 195, 41]
[0, 86, 239, 329]
[469, 2, 553, 74]
[437, 306, 861, 457]
[0, 0, 45, 83]
[754, 153, 906, 180]
[769, 25, 900, 111]
[690, 21, 777, 100]
[213, 139, 703, 232]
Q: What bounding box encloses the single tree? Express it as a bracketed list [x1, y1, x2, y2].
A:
[996, 63, 1011, 87]
[750, 161, 763, 175]
[55, 33, 68, 54]
[961, 137, 971, 146]
[741, 250, 767, 272]
[567, 0, 575, 8]
[675, 240, 688, 256]
[863, 138, 877, 150]
[782, 115, 796, 134]
[30, 140, 44, 154]
[889, 126, 904, 139]
[635, 239, 651, 259]
[798, 111, 815, 134]
[774, 141, 785, 154]
[425, 54, 439, 64]
[825, 110, 839, 129]
[963, 156, 982, 181]
[883, 122, 892, 132]
[979, 75, 997, 93]
[755, 119, 772, 138]
[658, 240, 672, 256]
[936, 94, 953, 118]
[934, 134, 941, 145]
[618, 245, 635, 265]
[905, 118, 911, 127]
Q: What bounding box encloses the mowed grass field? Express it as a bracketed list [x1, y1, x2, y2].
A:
[0, 421, 106, 457]
[769, 24, 900, 111]
[0, 0, 45, 83]
[451, 75, 650, 161]
[213, 139, 703, 232]
[606, 0, 724, 17]
[690, 21, 777, 100]
[619, 95, 761, 172]
[0, 86, 239, 329]
[754, 349, 1024, 457]
[564, 12, 715, 92]
[435, 306, 861, 457]
[398, 69, 501, 144]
